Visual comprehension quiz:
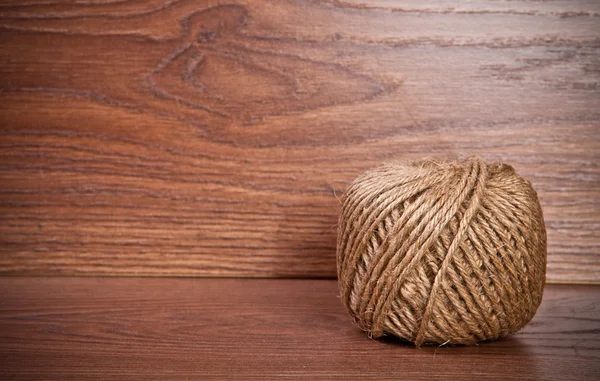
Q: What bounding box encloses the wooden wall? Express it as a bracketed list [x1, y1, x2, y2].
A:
[0, 0, 598, 282]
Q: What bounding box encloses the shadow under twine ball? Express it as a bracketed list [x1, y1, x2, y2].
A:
[336, 156, 547, 346]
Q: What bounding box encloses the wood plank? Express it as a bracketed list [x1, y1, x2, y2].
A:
[0, 0, 598, 280]
[0, 278, 598, 380]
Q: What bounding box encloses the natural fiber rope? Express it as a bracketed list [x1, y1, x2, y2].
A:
[337, 156, 547, 345]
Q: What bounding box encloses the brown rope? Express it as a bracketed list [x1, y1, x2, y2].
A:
[337, 156, 547, 345]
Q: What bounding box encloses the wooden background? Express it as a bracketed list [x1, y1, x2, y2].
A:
[0, 0, 598, 282]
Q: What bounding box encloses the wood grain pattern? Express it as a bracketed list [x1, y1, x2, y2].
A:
[0, 278, 599, 380]
[0, 0, 598, 280]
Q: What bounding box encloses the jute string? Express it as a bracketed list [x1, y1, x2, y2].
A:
[337, 156, 547, 345]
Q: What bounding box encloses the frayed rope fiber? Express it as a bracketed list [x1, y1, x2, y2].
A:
[336, 156, 547, 345]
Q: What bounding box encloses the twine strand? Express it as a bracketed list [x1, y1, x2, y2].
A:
[337, 156, 547, 345]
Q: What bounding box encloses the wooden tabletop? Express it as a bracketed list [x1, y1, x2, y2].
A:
[1, 278, 598, 380]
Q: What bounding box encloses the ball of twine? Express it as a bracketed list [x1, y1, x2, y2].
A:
[337, 156, 547, 345]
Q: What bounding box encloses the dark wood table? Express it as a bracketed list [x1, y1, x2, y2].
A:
[1, 278, 598, 380]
